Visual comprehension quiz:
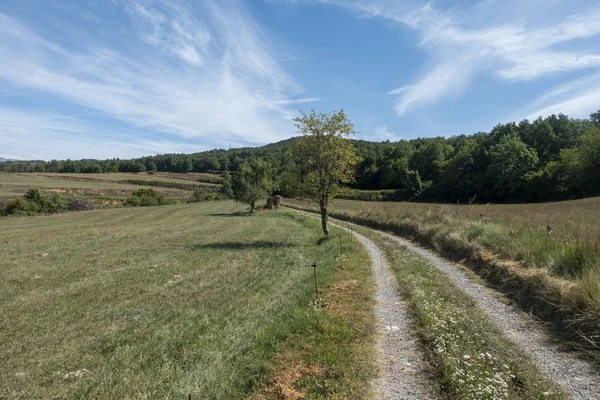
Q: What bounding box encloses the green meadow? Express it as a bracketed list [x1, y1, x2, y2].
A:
[0, 201, 375, 399]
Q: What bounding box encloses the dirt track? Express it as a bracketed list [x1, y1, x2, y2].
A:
[294, 209, 600, 399]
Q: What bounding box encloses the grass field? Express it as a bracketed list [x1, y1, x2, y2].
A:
[0, 173, 222, 206]
[322, 198, 600, 251]
[0, 201, 375, 398]
[286, 197, 600, 353]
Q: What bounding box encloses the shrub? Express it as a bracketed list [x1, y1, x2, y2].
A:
[1, 189, 65, 216]
[43, 193, 64, 213]
[3, 198, 33, 216]
[189, 187, 208, 203]
[125, 195, 142, 207]
[125, 188, 175, 207]
[219, 171, 234, 198]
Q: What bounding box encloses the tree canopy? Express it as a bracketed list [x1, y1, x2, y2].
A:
[4, 110, 600, 205]
[290, 109, 359, 234]
[231, 159, 276, 213]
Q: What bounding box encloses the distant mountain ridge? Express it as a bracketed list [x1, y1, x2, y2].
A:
[0, 157, 17, 162]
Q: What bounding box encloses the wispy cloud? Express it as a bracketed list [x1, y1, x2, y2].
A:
[0, 0, 312, 159]
[0, 107, 205, 160]
[387, 85, 411, 95]
[126, 0, 211, 66]
[369, 124, 404, 141]
[522, 72, 600, 121]
[308, 0, 600, 117]
[271, 97, 322, 105]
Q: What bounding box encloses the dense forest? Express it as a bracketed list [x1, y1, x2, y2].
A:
[3, 111, 599, 204]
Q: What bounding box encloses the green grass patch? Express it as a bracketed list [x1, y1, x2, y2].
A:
[251, 222, 377, 399]
[0, 201, 375, 398]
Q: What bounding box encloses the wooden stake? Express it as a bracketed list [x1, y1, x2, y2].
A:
[312, 263, 318, 301]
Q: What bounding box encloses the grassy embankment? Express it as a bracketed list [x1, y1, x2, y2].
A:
[286, 198, 600, 354]
[0, 201, 375, 398]
[0, 172, 222, 207]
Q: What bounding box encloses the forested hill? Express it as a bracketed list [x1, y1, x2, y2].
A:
[3, 112, 600, 204]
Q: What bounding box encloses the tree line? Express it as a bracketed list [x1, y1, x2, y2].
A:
[2, 111, 599, 204]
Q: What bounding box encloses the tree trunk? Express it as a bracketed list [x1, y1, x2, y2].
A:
[249, 201, 255, 213]
[319, 202, 329, 235]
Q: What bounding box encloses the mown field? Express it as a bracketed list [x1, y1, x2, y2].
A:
[0, 172, 222, 207]
[0, 201, 375, 398]
[286, 197, 600, 353]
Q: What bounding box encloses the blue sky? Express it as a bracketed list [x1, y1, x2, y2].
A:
[1, 0, 599, 160]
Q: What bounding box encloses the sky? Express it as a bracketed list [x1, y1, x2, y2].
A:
[1, 0, 599, 160]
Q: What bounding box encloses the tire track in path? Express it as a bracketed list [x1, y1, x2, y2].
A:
[294, 209, 600, 399]
[298, 211, 438, 399]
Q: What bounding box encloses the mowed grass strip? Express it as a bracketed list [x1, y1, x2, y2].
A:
[251, 220, 377, 399]
[0, 201, 374, 398]
[365, 231, 567, 400]
[0, 173, 194, 200]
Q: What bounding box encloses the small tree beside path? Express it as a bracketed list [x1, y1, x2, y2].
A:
[290, 109, 359, 235]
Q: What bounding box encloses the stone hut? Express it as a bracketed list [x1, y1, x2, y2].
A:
[266, 195, 282, 209]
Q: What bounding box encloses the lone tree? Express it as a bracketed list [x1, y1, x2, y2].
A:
[232, 159, 276, 213]
[290, 109, 359, 235]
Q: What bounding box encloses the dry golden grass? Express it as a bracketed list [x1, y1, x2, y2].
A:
[285, 197, 600, 355]
[0, 172, 223, 208]
[324, 197, 600, 245]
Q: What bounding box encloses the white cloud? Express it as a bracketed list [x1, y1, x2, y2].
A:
[0, 107, 206, 160]
[521, 73, 600, 121]
[126, 0, 211, 66]
[271, 97, 322, 105]
[0, 1, 312, 159]
[308, 0, 600, 116]
[369, 124, 404, 141]
[387, 85, 411, 95]
[394, 61, 476, 116]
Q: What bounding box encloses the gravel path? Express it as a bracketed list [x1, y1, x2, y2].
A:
[350, 229, 439, 399]
[292, 209, 600, 399]
[298, 211, 438, 399]
[373, 229, 600, 400]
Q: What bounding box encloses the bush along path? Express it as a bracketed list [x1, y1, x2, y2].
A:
[292, 209, 600, 399]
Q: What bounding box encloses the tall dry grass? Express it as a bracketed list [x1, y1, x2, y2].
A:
[286, 197, 600, 355]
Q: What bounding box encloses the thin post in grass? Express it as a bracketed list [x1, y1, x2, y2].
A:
[546, 224, 552, 251]
[339, 233, 344, 268]
[311, 263, 318, 301]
